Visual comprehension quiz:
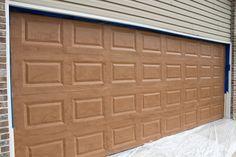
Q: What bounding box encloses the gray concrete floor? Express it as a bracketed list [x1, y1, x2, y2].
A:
[109, 119, 236, 157]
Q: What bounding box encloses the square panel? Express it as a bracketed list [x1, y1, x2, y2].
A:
[142, 34, 161, 54]
[166, 37, 182, 55]
[200, 65, 211, 79]
[28, 140, 64, 157]
[74, 23, 103, 48]
[212, 96, 224, 106]
[211, 105, 223, 118]
[112, 63, 136, 83]
[112, 95, 136, 115]
[25, 19, 62, 44]
[142, 64, 161, 81]
[142, 92, 161, 111]
[24, 61, 62, 86]
[166, 90, 181, 108]
[166, 64, 181, 80]
[112, 125, 136, 148]
[75, 132, 105, 156]
[185, 88, 197, 102]
[200, 43, 212, 58]
[199, 107, 211, 122]
[112, 28, 136, 51]
[213, 45, 224, 59]
[73, 62, 104, 85]
[213, 65, 222, 77]
[185, 41, 198, 57]
[184, 110, 197, 127]
[213, 86, 223, 97]
[26, 101, 64, 127]
[185, 65, 197, 80]
[74, 98, 104, 121]
[142, 119, 161, 139]
[184, 101, 197, 109]
[163, 114, 181, 134]
[213, 76, 223, 84]
[200, 86, 211, 99]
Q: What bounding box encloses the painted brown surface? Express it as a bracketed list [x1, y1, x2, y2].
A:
[10, 12, 225, 157]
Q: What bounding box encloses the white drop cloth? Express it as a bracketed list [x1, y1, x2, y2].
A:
[109, 119, 236, 157]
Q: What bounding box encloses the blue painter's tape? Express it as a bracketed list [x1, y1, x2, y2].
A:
[224, 44, 230, 93]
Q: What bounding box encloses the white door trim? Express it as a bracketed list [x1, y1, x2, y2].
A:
[5, 1, 232, 157]
[5, 1, 15, 157]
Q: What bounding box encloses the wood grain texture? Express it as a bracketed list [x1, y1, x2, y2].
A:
[11, 12, 225, 157]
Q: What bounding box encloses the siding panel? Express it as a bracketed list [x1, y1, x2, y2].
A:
[206, 0, 231, 10]
[62, 0, 229, 37]
[218, 0, 231, 6]
[177, 0, 231, 18]
[104, 0, 229, 33]
[11, 0, 232, 42]
[135, 0, 230, 28]
[158, 0, 230, 24]
[192, 0, 231, 15]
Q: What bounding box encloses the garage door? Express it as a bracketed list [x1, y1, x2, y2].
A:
[11, 12, 225, 157]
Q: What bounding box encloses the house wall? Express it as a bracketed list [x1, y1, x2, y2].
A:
[10, 0, 232, 42]
[231, 0, 236, 120]
[0, 0, 9, 157]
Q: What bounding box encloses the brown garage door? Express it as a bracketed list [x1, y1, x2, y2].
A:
[11, 12, 225, 157]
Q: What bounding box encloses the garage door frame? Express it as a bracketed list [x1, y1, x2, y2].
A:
[5, 1, 232, 157]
